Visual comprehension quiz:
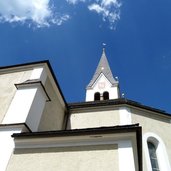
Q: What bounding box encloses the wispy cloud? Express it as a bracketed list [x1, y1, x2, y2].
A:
[0, 0, 121, 29]
[66, 0, 85, 5]
[88, 0, 121, 29]
[67, 0, 122, 29]
[0, 0, 69, 27]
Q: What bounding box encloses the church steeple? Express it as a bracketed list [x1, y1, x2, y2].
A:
[86, 49, 120, 101]
[87, 48, 118, 88]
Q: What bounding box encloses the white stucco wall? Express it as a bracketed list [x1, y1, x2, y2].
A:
[69, 108, 120, 129]
[7, 144, 119, 171]
[119, 107, 132, 125]
[7, 132, 139, 171]
[0, 63, 66, 132]
[131, 108, 171, 171]
[2, 88, 38, 124]
[2, 67, 49, 132]
[38, 78, 66, 131]
[118, 140, 136, 171]
[0, 126, 24, 171]
[0, 70, 32, 123]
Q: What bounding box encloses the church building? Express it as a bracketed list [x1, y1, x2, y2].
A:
[0, 49, 171, 171]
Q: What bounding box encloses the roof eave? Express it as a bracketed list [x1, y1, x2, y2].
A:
[68, 98, 171, 117]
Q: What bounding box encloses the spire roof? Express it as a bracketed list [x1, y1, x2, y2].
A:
[87, 48, 118, 88]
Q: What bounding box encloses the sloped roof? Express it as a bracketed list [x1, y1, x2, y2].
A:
[68, 98, 171, 118]
[87, 48, 118, 89]
[12, 124, 141, 138]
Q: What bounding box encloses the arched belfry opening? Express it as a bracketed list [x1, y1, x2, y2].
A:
[94, 92, 100, 101]
[103, 91, 109, 100]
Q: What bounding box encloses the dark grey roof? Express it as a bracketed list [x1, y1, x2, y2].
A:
[68, 98, 171, 117]
[12, 124, 141, 138]
[87, 48, 118, 88]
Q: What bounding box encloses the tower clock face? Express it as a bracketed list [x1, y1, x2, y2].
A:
[98, 82, 106, 89]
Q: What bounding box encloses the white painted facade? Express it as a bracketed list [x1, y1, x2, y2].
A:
[0, 125, 28, 171]
[9, 132, 138, 171]
[69, 109, 120, 129]
[69, 106, 132, 130]
[0, 62, 67, 171]
[0, 57, 170, 171]
[119, 107, 132, 125]
[2, 67, 48, 132]
[118, 140, 136, 171]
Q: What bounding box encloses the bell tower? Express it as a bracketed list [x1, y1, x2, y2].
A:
[86, 48, 120, 101]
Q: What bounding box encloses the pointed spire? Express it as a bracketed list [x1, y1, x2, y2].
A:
[87, 48, 118, 88]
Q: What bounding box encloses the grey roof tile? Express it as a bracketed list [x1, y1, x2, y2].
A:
[87, 48, 118, 88]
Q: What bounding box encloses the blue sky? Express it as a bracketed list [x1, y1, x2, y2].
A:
[0, 0, 171, 113]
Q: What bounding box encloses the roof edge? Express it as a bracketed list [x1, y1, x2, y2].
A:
[0, 60, 50, 70]
[0, 60, 68, 108]
[68, 98, 171, 117]
[12, 124, 140, 138]
[86, 72, 119, 89]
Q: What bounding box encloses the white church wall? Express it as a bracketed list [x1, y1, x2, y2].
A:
[118, 140, 137, 171]
[25, 86, 48, 131]
[131, 107, 171, 170]
[6, 144, 119, 171]
[7, 131, 139, 171]
[2, 87, 38, 124]
[119, 107, 132, 125]
[0, 63, 67, 132]
[0, 126, 24, 171]
[143, 132, 171, 171]
[0, 70, 32, 123]
[2, 67, 49, 132]
[69, 109, 120, 129]
[30, 67, 47, 84]
[38, 77, 66, 131]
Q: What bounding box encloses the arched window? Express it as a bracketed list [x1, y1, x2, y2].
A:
[147, 141, 160, 171]
[94, 92, 100, 101]
[143, 133, 171, 171]
[103, 91, 109, 100]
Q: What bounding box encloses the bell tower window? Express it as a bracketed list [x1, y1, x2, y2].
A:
[103, 91, 109, 100]
[94, 92, 100, 101]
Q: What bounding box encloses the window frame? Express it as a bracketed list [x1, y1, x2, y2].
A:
[147, 141, 160, 171]
[103, 91, 109, 100]
[143, 132, 171, 171]
[94, 92, 100, 101]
